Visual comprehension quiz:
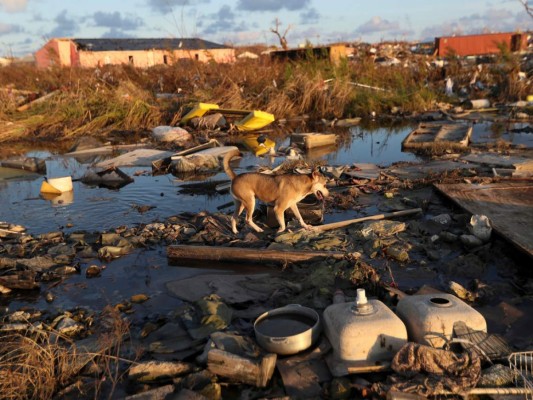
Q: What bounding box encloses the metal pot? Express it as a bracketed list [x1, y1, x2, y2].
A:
[254, 304, 321, 355]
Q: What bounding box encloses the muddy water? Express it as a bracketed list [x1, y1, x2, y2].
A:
[1, 121, 529, 322]
[0, 125, 423, 314]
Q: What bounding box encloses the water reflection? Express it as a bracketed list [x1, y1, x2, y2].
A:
[0, 125, 422, 234]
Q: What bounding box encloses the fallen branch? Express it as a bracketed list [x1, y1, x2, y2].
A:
[314, 208, 422, 232]
[167, 245, 345, 265]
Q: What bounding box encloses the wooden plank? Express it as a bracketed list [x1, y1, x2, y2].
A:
[207, 348, 276, 387]
[167, 245, 345, 265]
[276, 338, 332, 398]
[314, 208, 422, 232]
[325, 354, 390, 377]
[402, 123, 471, 150]
[434, 182, 533, 258]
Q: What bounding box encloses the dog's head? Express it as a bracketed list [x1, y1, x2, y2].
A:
[311, 169, 329, 201]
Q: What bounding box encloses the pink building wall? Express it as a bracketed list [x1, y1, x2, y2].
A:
[36, 39, 235, 68]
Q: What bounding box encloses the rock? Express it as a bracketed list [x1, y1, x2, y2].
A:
[385, 245, 409, 262]
[171, 389, 209, 400]
[477, 364, 515, 387]
[125, 384, 175, 400]
[131, 294, 149, 304]
[430, 214, 451, 225]
[55, 317, 84, 336]
[17, 255, 57, 272]
[45, 292, 55, 303]
[460, 234, 483, 248]
[86, 264, 102, 278]
[468, 215, 492, 242]
[0, 284, 12, 294]
[128, 361, 194, 383]
[329, 377, 352, 399]
[439, 231, 458, 242]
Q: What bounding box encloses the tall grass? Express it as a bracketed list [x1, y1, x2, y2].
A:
[0, 307, 132, 400]
[0, 49, 529, 143]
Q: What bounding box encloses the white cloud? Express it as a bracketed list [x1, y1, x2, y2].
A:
[0, 22, 21, 34]
[356, 16, 400, 35]
[0, 0, 27, 13]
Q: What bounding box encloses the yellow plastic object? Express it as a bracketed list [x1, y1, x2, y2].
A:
[242, 135, 276, 156]
[234, 110, 275, 131]
[40, 180, 62, 194]
[180, 103, 220, 123]
[527, 95, 533, 102]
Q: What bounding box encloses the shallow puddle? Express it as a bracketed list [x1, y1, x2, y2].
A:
[0, 125, 421, 235]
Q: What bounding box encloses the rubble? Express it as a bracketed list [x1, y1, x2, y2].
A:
[0, 101, 532, 399]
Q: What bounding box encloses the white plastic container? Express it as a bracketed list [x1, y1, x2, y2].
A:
[396, 293, 487, 348]
[323, 289, 408, 362]
[47, 176, 73, 192]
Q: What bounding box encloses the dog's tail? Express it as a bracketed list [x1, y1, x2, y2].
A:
[222, 149, 241, 181]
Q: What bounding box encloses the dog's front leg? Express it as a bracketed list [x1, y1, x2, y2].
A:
[289, 204, 314, 230]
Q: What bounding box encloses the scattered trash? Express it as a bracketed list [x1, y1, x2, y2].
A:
[81, 166, 134, 189]
[181, 102, 275, 131]
[254, 304, 320, 355]
[291, 132, 337, 149]
[324, 289, 407, 370]
[402, 122, 472, 151]
[241, 134, 276, 156]
[396, 293, 487, 348]
[388, 342, 481, 396]
[0, 156, 46, 173]
[151, 125, 192, 144]
[40, 176, 73, 194]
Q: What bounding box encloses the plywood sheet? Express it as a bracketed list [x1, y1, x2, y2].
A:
[434, 182, 533, 257]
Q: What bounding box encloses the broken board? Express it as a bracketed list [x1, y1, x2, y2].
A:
[434, 182, 533, 258]
[402, 122, 472, 150]
[96, 149, 173, 168]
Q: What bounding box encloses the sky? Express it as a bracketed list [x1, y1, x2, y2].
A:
[0, 0, 532, 57]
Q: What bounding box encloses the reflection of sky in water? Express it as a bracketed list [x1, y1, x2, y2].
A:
[471, 122, 533, 147]
[0, 123, 446, 235]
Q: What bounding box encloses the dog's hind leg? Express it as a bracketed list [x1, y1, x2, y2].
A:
[243, 196, 263, 232]
[231, 199, 245, 234]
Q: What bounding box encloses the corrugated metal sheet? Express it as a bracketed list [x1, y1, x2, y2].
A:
[435, 32, 527, 57]
[72, 38, 230, 52]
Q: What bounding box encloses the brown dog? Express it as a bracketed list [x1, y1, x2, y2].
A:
[223, 149, 329, 233]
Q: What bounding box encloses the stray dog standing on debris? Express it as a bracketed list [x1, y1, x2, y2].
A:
[223, 149, 329, 234]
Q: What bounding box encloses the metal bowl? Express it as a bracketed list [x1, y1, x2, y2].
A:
[254, 304, 321, 355]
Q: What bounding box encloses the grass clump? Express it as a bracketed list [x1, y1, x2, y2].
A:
[0, 306, 133, 400]
[1, 46, 530, 143]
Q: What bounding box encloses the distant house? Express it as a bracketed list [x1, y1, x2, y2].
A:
[435, 32, 528, 57]
[270, 44, 348, 65]
[35, 38, 235, 68]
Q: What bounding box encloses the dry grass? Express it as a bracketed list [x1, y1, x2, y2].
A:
[1, 50, 529, 143]
[0, 331, 73, 400]
[0, 307, 133, 400]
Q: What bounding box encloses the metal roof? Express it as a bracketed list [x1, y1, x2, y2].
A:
[72, 38, 230, 52]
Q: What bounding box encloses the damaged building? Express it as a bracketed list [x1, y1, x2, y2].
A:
[35, 37, 236, 68]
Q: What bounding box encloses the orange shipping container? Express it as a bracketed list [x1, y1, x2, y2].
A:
[435, 32, 527, 57]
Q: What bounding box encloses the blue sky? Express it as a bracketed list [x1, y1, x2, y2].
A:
[0, 0, 531, 56]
